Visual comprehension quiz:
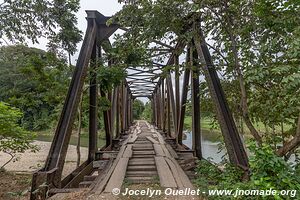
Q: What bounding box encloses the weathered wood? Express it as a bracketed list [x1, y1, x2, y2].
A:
[155, 156, 177, 188]
[89, 159, 113, 190]
[48, 188, 84, 195]
[157, 134, 165, 144]
[92, 145, 126, 194]
[122, 144, 133, 158]
[153, 144, 165, 157]
[161, 144, 172, 158]
[64, 162, 94, 188]
[104, 157, 129, 193]
[128, 134, 138, 143]
[146, 136, 159, 144]
[165, 157, 194, 189]
[164, 158, 184, 188]
[165, 144, 179, 159]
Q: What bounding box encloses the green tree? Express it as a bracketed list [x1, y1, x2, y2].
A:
[0, 0, 82, 57]
[115, 0, 300, 158]
[142, 101, 152, 121]
[133, 99, 145, 120]
[0, 45, 71, 130]
[0, 102, 38, 170]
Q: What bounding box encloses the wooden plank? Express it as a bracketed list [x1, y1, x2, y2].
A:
[153, 144, 165, 157]
[93, 160, 109, 169]
[92, 145, 126, 195]
[122, 144, 132, 158]
[165, 157, 194, 189]
[104, 157, 129, 193]
[48, 188, 84, 195]
[156, 132, 165, 144]
[161, 144, 172, 158]
[64, 162, 94, 188]
[128, 134, 138, 143]
[165, 158, 184, 188]
[89, 159, 113, 190]
[165, 144, 179, 159]
[146, 136, 159, 144]
[155, 156, 177, 188]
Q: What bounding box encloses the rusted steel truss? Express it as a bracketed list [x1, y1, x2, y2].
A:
[30, 11, 249, 199]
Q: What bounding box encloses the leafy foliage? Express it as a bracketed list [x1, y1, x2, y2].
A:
[96, 64, 126, 92]
[132, 99, 145, 120]
[0, 102, 38, 169]
[0, 45, 71, 130]
[0, 0, 82, 55]
[196, 142, 300, 199]
[141, 101, 152, 122]
[115, 0, 300, 155]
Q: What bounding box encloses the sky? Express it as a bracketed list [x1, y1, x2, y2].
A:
[27, 0, 186, 104]
[29, 0, 123, 59]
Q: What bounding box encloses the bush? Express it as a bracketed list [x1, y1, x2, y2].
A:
[0, 102, 38, 169]
[196, 141, 300, 199]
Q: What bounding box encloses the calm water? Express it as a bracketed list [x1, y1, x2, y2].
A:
[37, 129, 226, 163]
[183, 130, 226, 163]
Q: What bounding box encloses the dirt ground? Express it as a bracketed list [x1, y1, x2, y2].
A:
[0, 171, 31, 200]
[0, 141, 88, 177]
[0, 141, 88, 200]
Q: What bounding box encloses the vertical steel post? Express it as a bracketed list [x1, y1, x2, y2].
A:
[161, 79, 166, 132]
[88, 41, 98, 161]
[116, 86, 120, 138]
[177, 47, 191, 145]
[167, 88, 171, 137]
[151, 96, 155, 124]
[157, 84, 161, 129]
[120, 82, 125, 133]
[191, 46, 202, 159]
[193, 27, 249, 169]
[175, 56, 180, 131]
[110, 88, 118, 138]
[166, 74, 177, 137]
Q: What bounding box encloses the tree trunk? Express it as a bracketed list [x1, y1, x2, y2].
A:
[277, 114, 300, 157]
[68, 52, 72, 67]
[0, 152, 15, 170]
[223, 1, 262, 145]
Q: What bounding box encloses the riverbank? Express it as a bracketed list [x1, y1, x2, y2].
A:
[0, 141, 88, 176]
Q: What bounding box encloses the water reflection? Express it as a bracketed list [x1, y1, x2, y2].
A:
[182, 130, 226, 163]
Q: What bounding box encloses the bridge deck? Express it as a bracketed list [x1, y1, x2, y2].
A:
[49, 121, 198, 199]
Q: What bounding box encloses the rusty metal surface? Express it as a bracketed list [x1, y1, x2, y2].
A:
[30, 10, 250, 200]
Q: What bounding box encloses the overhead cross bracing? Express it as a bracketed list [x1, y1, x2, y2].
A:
[126, 66, 162, 98]
[30, 10, 249, 200]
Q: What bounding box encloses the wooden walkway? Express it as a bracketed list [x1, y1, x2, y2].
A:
[93, 120, 194, 194]
[49, 121, 197, 199]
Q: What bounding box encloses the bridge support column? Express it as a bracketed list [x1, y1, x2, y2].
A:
[177, 46, 191, 145]
[151, 96, 155, 124]
[166, 72, 177, 138]
[193, 25, 249, 170]
[116, 86, 120, 138]
[157, 84, 161, 129]
[166, 87, 171, 137]
[191, 44, 202, 159]
[88, 41, 98, 161]
[161, 79, 166, 133]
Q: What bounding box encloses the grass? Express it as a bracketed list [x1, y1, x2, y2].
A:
[183, 116, 293, 140]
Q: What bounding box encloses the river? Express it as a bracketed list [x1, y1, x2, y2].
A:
[182, 130, 226, 163]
